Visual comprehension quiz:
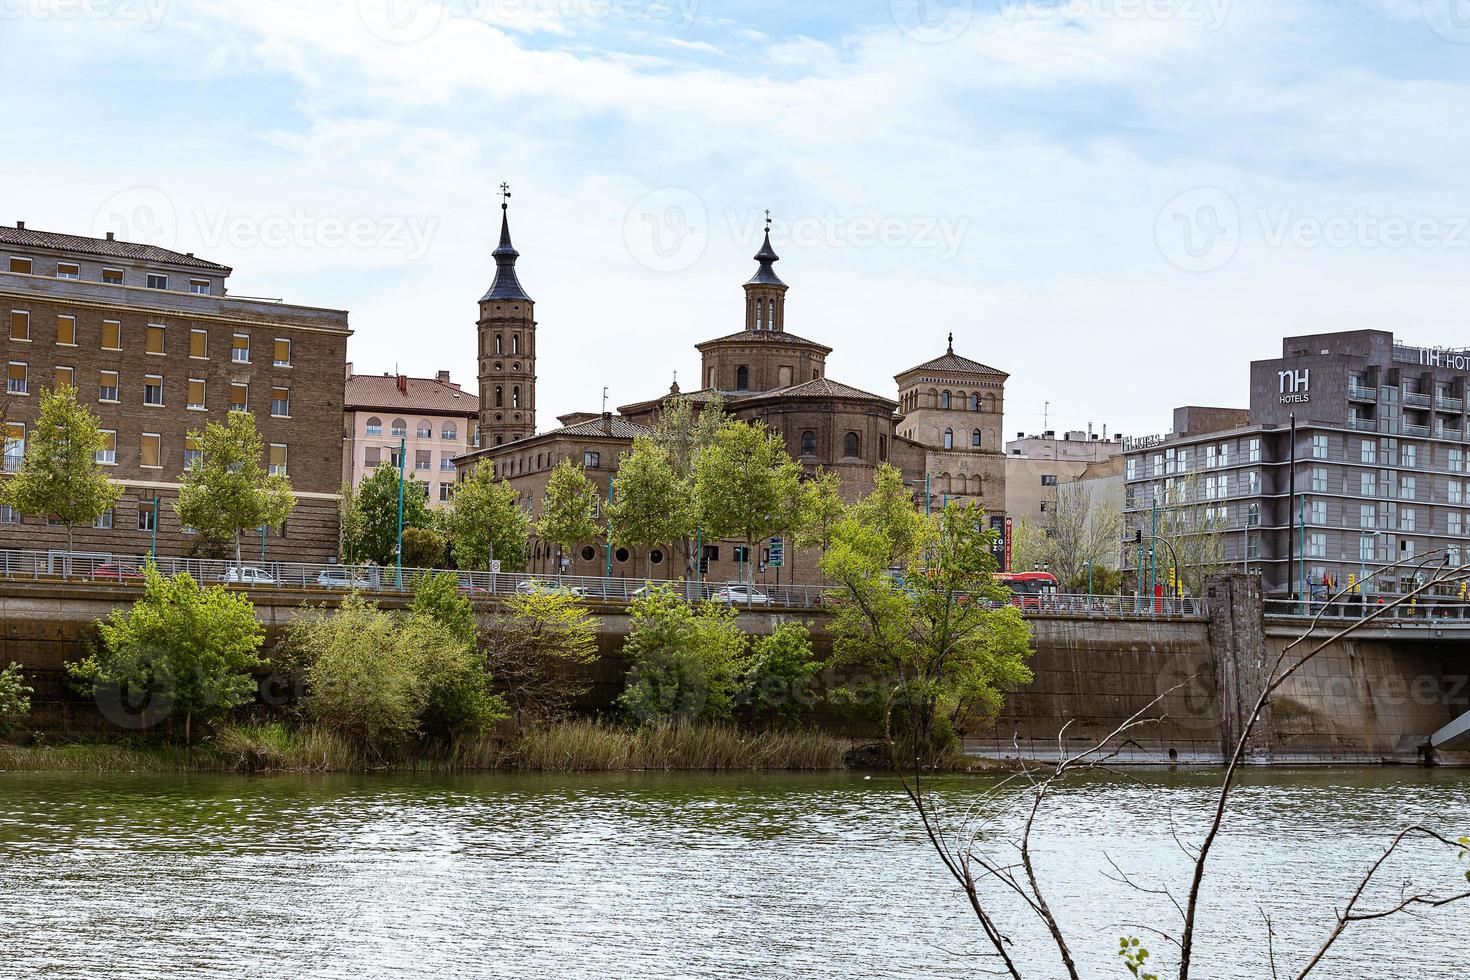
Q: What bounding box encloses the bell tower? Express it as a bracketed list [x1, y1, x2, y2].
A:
[743, 211, 787, 332]
[477, 183, 536, 447]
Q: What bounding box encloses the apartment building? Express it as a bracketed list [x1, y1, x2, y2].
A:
[342, 367, 479, 508]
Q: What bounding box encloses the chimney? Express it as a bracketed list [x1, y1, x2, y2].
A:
[106, 231, 115, 241]
[397, 374, 408, 395]
[15, 221, 23, 230]
[345, 361, 353, 378]
[602, 410, 613, 435]
[436, 370, 451, 384]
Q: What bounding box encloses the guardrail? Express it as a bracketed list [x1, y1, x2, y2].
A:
[1264, 597, 1470, 623]
[0, 548, 1203, 617]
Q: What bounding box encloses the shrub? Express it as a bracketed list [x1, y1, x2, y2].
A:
[0, 662, 34, 737]
[738, 622, 820, 727]
[410, 571, 477, 646]
[401, 526, 448, 569]
[618, 588, 747, 726]
[482, 589, 598, 730]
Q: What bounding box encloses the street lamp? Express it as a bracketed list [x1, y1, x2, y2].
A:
[1358, 528, 1382, 600]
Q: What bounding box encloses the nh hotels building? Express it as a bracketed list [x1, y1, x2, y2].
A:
[1124, 330, 1470, 599]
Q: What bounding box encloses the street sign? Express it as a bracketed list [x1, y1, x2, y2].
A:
[768, 536, 785, 568]
[490, 560, 502, 574]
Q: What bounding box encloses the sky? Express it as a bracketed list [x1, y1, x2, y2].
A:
[7, 0, 1470, 439]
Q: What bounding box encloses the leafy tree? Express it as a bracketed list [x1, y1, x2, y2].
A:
[608, 438, 691, 580]
[618, 587, 747, 726]
[482, 589, 599, 730]
[410, 571, 477, 647]
[344, 462, 432, 566]
[792, 468, 846, 581]
[70, 565, 265, 743]
[444, 462, 530, 573]
[0, 662, 33, 737]
[1, 385, 120, 567]
[1009, 515, 1048, 576]
[1128, 472, 1229, 596]
[537, 457, 602, 571]
[176, 411, 294, 572]
[821, 471, 1034, 764]
[338, 480, 367, 563]
[738, 621, 820, 727]
[645, 392, 729, 578]
[401, 526, 447, 569]
[694, 420, 802, 580]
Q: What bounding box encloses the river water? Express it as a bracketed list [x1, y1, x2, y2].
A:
[0, 768, 1464, 979]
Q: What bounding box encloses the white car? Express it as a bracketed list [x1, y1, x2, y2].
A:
[316, 568, 371, 590]
[516, 579, 589, 598]
[714, 584, 772, 606]
[218, 566, 282, 587]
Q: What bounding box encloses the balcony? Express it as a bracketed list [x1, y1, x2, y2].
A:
[1404, 390, 1431, 408]
[1403, 422, 1431, 437]
[1439, 394, 1464, 412]
[1348, 384, 1377, 402]
[1350, 417, 1377, 431]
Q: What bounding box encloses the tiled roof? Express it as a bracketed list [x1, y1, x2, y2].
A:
[345, 374, 479, 417]
[696, 329, 832, 353]
[551, 416, 653, 439]
[899, 351, 1008, 377]
[743, 376, 897, 406]
[0, 224, 232, 273]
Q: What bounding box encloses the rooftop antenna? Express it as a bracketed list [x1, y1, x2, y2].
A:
[602, 386, 609, 414]
[1043, 400, 1050, 431]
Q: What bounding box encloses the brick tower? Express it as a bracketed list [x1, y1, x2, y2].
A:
[477, 184, 536, 447]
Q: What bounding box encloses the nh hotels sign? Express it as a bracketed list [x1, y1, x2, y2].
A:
[1279, 368, 1310, 404]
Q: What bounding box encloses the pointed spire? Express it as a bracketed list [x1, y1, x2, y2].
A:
[745, 209, 786, 287]
[481, 182, 532, 302]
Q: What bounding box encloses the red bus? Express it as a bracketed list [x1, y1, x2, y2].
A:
[994, 571, 1059, 610]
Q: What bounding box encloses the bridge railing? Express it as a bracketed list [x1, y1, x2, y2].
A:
[0, 547, 1204, 617]
[1264, 597, 1470, 623]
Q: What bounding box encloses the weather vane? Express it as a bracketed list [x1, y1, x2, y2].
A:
[764, 208, 772, 232]
[500, 181, 512, 209]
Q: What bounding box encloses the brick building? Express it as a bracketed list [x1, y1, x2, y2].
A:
[0, 223, 350, 562]
[342, 367, 479, 509]
[455, 205, 1010, 584]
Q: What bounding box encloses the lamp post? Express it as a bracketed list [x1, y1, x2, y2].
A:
[148, 495, 159, 558]
[394, 436, 406, 590]
[1083, 559, 1094, 597]
[1358, 528, 1382, 601]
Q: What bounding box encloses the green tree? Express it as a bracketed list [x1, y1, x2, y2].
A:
[338, 480, 367, 563]
[482, 589, 599, 730]
[738, 621, 820, 727]
[70, 565, 265, 743]
[608, 438, 691, 581]
[400, 526, 447, 569]
[821, 472, 1034, 764]
[345, 463, 432, 566]
[618, 587, 747, 726]
[1, 385, 121, 568]
[0, 662, 34, 737]
[645, 392, 729, 577]
[793, 468, 846, 581]
[175, 411, 294, 572]
[444, 462, 530, 573]
[694, 420, 802, 581]
[537, 457, 602, 573]
[410, 571, 477, 647]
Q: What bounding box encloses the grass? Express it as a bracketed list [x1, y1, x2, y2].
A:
[0, 720, 854, 773]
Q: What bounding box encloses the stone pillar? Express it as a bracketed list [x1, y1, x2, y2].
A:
[1205, 573, 1275, 763]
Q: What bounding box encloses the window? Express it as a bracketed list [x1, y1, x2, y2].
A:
[93, 510, 113, 529]
[943, 427, 954, 449]
[439, 483, 452, 503]
[494, 335, 503, 355]
[879, 434, 888, 462]
[186, 378, 206, 411]
[971, 429, 981, 448]
[1040, 474, 1059, 487]
[1126, 458, 1139, 480]
[736, 366, 750, 390]
[391, 418, 407, 438]
[1204, 475, 1218, 500]
[189, 278, 211, 295]
[1152, 453, 1164, 477]
[231, 333, 250, 363]
[146, 273, 168, 290]
[512, 334, 520, 354]
[8, 257, 31, 274]
[189, 328, 207, 358]
[271, 387, 290, 417]
[273, 338, 291, 367]
[144, 324, 165, 355]
[143, 374, 163, 406]
[442, 422, 458, 441]
[3, 422, 23, 472]
[843, 432, 860, 457]
[1311, 467, 1328, 492]
[440, 456, 455, 471]
[1401, 475, 1416, 500]
[1401, 508, 1416, 532]
[1312, 434, 1328, 459]
[101, 320, 120, 350]
[1218, 443, 1231, 467]
[1359, 504, 1375, 529]
[416, 420, 432, 439]
[1452, 480, 1464, 505]
[1246, 471, 1259, 495]
[364, 446, 381, 467]
[229, 383, 248, 412]
[1308, 532, 1326, 558]
[139, 433, 161, 469]
[941, 391, 952, 409]
[0, 505, 19, 524]
[799, 430, 816, 455]
[54, 313, 76, 346]
[1402, 444, 1418, 468]
[512, 387, 520, 409]
[102, 268, 123, 285]
[138, 506, 156, 532]
[184, 436, 203, 471]
[268, 444, 287, 477]
[494, 385, 504, 408]
[365, 417, 382, 436]
[1309, 500, 1327, 524]
[1359, 439, 1376, 464]
[96, 430, 116, 465]
[1205, 446, 1217, 468]
[583, 451, 600, 468]
[53, 365, 73, 391]
[415, 449, 431, 471]
[10, 310, 28, 341]
[1451, 513, 1465, 536]
[57, 262, 80, 280]
[6, 361, 27, 394]
[98, 370, 119, 403]
[1361, 472, 1376, 497]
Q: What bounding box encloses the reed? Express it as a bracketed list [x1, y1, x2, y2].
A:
[509, 719, 851, 772]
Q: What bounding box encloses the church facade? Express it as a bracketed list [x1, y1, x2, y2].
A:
[454, 201, 1010, 584]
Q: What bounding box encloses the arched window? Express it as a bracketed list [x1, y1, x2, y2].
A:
[755, 300, 765, 331]
[800, 430, 816, 456]
[941, 391, 952, 409]
[777, 365, 792, 387]
[365, 416, 382, 436]
[943, 427, 954, 449]
[391, 418, 407, 438]
[707, 368, 716, 388]
[416, 420, 432, 439]
[512, 386, 521, 409]
[843, 432, 860, 458]
[442, 422, 457, 441]
[971, 393, 981, 411]
[512, 334, 520, 354]
[495, 335, 503, 355]
[971, 428, 981, 448]
[736, 366, 749, 390]
[495, 386, 504, 408]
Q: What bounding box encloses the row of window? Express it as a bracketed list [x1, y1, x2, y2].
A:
[363, 417, 462, 441]
[7, 311, 291, 365]
[798, 431, 882, 459]
[2, 426, 286, 476]
[7, 255, 212, 294]
[898, 389, 997, 414]
[363, 446, 461, 473]
[5, 365, 288, 416]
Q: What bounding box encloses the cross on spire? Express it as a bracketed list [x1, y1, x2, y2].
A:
[500, 181, 512, 210]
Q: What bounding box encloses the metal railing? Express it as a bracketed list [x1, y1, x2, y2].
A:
[1439, 395, 1464, 412]
[1349, 417, 1377, 431]
[1404, 391, 1431, 408]
[1347, 384, 1377, 402]
[1265, 597, 1470, 623]
[0, 548, 1206, 618]
[1402, 422, 1431, 437]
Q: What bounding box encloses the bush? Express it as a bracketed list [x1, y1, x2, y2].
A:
[482, 589, 598, 730]
[401, 526, 447, 569]
[410, 571, 477, 646]
[0, 662, 34, 737]
[618, 588, 747, 726]
[738, 622, 820, 727]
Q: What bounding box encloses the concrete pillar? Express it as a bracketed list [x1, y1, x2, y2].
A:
[1204, 573, 1275, 763]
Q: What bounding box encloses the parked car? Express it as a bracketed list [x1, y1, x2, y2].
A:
[316, 568, 371, 590]
[91, 563, 145, 582]
[217, 566, 282, 587]
[516, 578, 589, 598]
[713, 584, 772, 606]
[457, 575, 490, 596]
